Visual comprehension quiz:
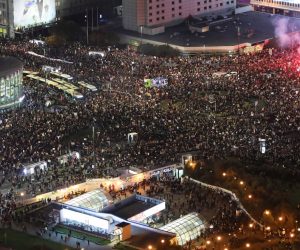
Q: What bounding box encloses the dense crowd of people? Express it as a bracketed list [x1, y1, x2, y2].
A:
[0, 37, 300, 248]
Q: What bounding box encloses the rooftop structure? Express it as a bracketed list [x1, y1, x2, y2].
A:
[251, 0, 300, 17]
[160, 212, 205, 245]
[101, 194, 165, 223]
[119, 11, 300, 54]
[65, 189, 110, 212]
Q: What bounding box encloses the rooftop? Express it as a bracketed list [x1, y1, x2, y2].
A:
[118, 11, 300, 47]
[65, 189, 110, 212]
[111, 199, 154, 219]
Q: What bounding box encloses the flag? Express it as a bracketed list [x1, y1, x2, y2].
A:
[144, 79, 152, 88]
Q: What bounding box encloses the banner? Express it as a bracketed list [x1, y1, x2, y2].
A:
[152, 77, 168, 88]
[144, 77, 168, 88]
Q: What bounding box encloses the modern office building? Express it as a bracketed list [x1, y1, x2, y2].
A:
[122, 0, 236, 34]
[251, 0, 300, 17]
[0, 56, 24, 110]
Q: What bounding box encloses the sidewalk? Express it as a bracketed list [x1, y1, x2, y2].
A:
[10, 223, 114, 250]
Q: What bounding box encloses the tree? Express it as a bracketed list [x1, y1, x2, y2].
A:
[89, 31, 119, 46]
[49, 20, 83, 42]
[45, 35, 66, 48]
[138, 44, 180, 57]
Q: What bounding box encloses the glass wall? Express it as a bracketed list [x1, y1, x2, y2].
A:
[66, 189, 109, 212]
[0, 70, 23, 107]
[160, 212, 205, 245]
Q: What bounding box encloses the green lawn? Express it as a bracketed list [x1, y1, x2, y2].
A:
[0, 228, 75, 250]
[54, 225, 110, 245]
[113, 243, 136, 250]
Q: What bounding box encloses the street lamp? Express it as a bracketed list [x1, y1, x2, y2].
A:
[148, 245, 152, 250]
[246, 243, 250, 248]
[20, 192, 25, 204]
[161, 239, 165, 244]
[140, 25, 144, 45]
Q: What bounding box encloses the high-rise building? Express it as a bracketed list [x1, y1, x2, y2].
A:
[122, 0, 236, 34]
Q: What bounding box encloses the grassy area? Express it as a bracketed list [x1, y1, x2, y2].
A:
[0, 228, 75, 250]
[113, 243, 136, 250]
[54, 225, 110, 245]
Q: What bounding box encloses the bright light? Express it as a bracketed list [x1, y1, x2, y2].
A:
[249, 223, 253, 228]
[148, 245, 152, 250]
[239, 181, 244, 185]
[19, 95, 25, 103]
[298, 228, 300, 232]
[189, 161, 196, 168]
[264, 210, 270, 215]
[279, 217, 283, 221]
[224, 248, 229, 250]
[217, 236, 222, 241]
[248, 194, 252, 199]
[161, 239, 165, 244]
[222, 172, 227, 177]
[246, 243, 250, 248]
[206, 240, 211, 245]
[290, 233, 295, 238]
[20, 192, 24, 197]
[266, 226, 271, 231]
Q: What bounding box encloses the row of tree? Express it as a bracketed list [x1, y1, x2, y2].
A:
[45, 20, 119, 48]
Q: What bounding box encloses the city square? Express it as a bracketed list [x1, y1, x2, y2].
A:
[0, 0, 300, 250]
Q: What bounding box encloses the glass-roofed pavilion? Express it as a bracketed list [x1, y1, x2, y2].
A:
[160, 212, 205, 246]
[65, 189, 109, 212]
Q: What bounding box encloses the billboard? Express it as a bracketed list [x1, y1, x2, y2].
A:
[14, 0, 56, 28]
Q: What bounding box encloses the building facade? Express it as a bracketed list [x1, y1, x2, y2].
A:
[0, 0, 13, 37]
[55, 0, 100, 19]
[0, 0, 119, 38]
[251, 0, 300, 17]
[122, 0, 236, 34]
[0, 57, 23, 110]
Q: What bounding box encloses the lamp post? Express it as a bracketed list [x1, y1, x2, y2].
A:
[86, 9, 89, 45]
[92, 118, 96, 168]
[140, 25, 144, 45]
